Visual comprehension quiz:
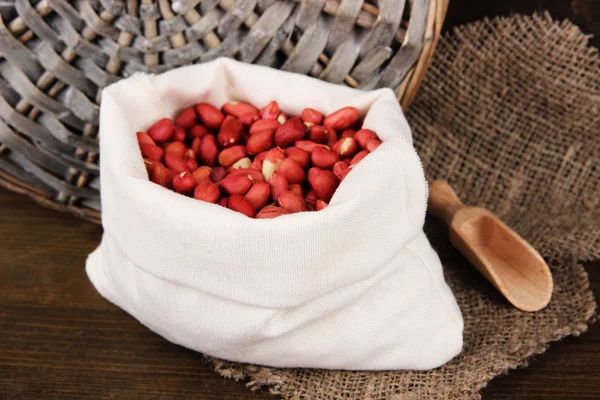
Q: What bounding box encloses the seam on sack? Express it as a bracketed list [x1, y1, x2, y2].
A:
[406, 238, 464, 332]
[386, 136, 429, 232]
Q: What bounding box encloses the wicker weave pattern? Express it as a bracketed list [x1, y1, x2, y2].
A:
[0, 0, 446, 222]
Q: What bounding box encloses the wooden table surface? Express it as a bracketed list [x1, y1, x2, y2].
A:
[1, 188, 598, 400]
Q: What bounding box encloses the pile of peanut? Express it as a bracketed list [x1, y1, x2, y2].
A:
[138, 101, 381, 218]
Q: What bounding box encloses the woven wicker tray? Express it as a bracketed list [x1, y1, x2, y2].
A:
[0, 0, 447, 223]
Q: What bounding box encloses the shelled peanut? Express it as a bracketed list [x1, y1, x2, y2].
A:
[137, 100, 382, 218]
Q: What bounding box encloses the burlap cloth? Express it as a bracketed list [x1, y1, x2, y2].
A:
[206, 13, 599, 399]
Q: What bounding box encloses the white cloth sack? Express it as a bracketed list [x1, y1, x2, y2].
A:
[86, 58, 463, 370]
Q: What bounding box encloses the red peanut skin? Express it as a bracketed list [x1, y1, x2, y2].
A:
[140, 144, 164, 161]
[184, 154, 198, 172]
[311, 146, 340, 169]
[228, 194, 256, 218]
[340, 129, 356, 139]
[194, 181, 220, 203]
[264, 147, 286, 163]
[218, 117, 243, 148]
[222, 102, 259, 118]
[144, 158, 160, 173]
[326, 128, 338, 149]
[288, 184, 304, 198]
[195, 103, 224, 130]
[151, 163, 170, 187]
[308, 167, 323, 184]
[323, 107, 359, 131]
[333, 137, 359, 157]
[274, 118, 306, 148]
[316, 199, 328, 211]
[246, 129, 274, 155]
[165, 152, 190, 173]
[278, 158, 305, 184]
[199, 135, 219, 166]
[311, 170, 339, 202]
[333, 161, 350, 181]
[191, 137, 202, 156]
[173, 172, 196, 194]
[148, 118, 175, 142]
[308, 125, 329, 144]
[305, 189, 318, 211]
[137, 131, 155, 146]
[354, 129, 377, 149]
[220, 174, 254, 195]
[245, 181, 271, 211]
[175, 107, 197, 130]
[366, 139, 382, 152]
[285, 147, 310, 169]
[229, 168, 265, 182]
[188, 125, 211, 141]
[269, 171, 289, 202]
[256, 206, 290, 219]
[250, 158, 263, 171]
[165, 141, 186, 157]
[295, 140, 328, 154]
[210, 166, 227, 184]
[249, 119, 280, 135]
[192, 166, 212, 183]
[350, 150, 370, 167]
[238, 112, 259, 126]
[218, 145, 247, 167]
[278, 191, 305, 213]
[260, 101, 280, 120]
[301, 108, 324, 125]
[255, 151, 268, 162]
[218, 197, 229, 207]
[172, 127, 186, 142]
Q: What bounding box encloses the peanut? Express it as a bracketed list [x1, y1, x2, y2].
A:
[148, 118, 175, 143]
[274, 118, 307, 148]
[194, 181, 220, 203]
[228, 194, 256, 218]
[139, 100, 380, 217]
[260, 101, 280, 120]
[245, 181, 271, 211]
[173, 171, 196, 195]
[175, 107, 197, 130]
[323, 107, 359, 131]
[195, 103, 224, 130]
[301, 108, 323, 125]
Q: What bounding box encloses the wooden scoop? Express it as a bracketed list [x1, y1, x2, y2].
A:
[427, 180, 553, 312]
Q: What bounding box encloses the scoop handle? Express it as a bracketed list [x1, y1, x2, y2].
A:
[427, 180, 465, 224]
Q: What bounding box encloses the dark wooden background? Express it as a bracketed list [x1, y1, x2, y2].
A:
[1, 188, 598, 400]
[1, 1, 599, 399]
